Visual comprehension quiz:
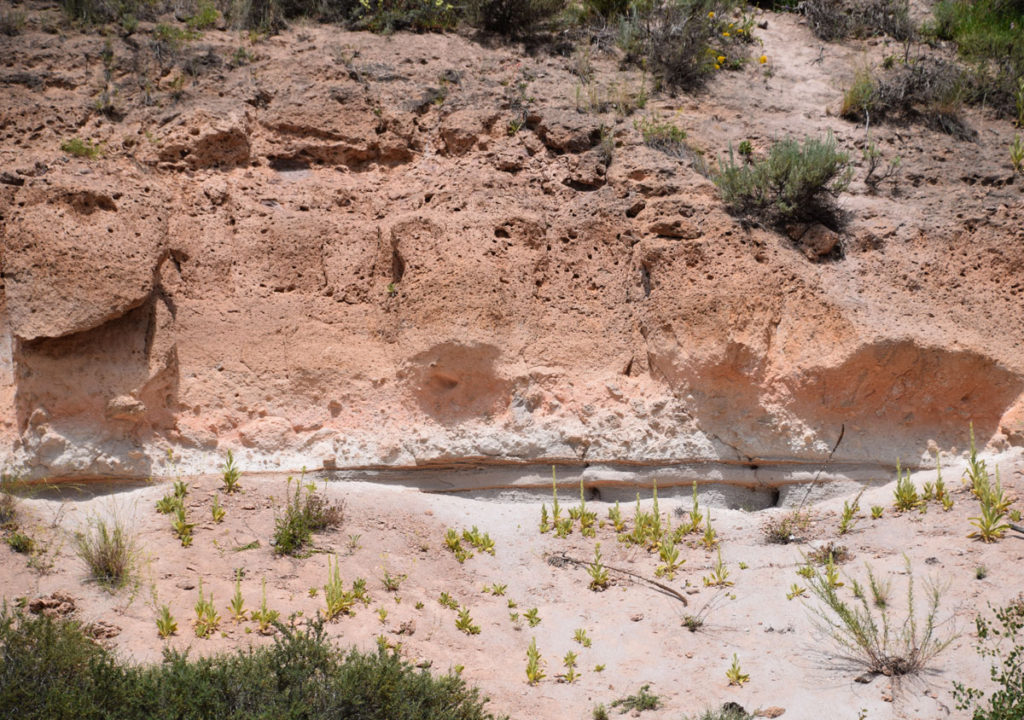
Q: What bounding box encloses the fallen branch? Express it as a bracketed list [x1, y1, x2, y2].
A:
[1009, 522, 1024, 537]
[547, 552, 687, 606]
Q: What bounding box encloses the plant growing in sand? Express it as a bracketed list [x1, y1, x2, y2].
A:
[969, 467, 1012, 543]
[574, 628, 592, 647]
[588, 543, 610, 590]
[611, 684, 660, 713]
[172, 505, 194, 547]
[763, 509, 811, 544]
[325, 556, 355, 619]
[702, 549, 733, 587]
[524, 607, 541, 627]
[525, 637, 545, 685]
[455, 607, 480, 635]
[74, 513, 138, 590]
[250, 578, 279, 634]
[562, 650, 580, 683]
[229, 574, 246, 622]
[193, 580, 220, 639]
[156, 605, 177, 638]
[839, 491, 863, 535]
[439, 592, 459, 610]
[726, 654, 749, 686]
[273, 475, 344, 557]
[893, 460, 920, 512]
[211, 494, 226, 523]
[803, 557, 954, 676]
[221, 449, 242, 493]
[381, 567, 407, 592]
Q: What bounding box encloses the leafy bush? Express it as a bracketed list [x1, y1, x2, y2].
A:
[350, 0, 457, 32]
[840, 59, 973, 138]
[0, 610, 504, 720]
[273, 477, 344, 556]
[60, 137, 101, 159]
[804, 558, 954, 676]
[954, 597, 1024, 720]
[467, 0, 564, 35]
[638, 0, 753, 90]
[804, 0, 914, 42]
[931, 0, 1024, 120]
[713, 134, 851, 228]
[73, 514, 138, 590]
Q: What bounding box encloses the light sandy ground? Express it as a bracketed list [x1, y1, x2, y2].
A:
[3, 452, 1024, 720]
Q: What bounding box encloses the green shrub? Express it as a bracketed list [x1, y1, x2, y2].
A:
[804, 558, 954, 676]
[273, 477, 344, 556]
[931, 0, 1024, 120]
[467, 0, 564, 35]
[713, 133, 852, 228]
[637, 0, 753, 90]
[350, 0, 457, 32]
[954, 597, 1024, 720]
[0, 609, 504, 720]
[840, 59, 972, 138]
[187, 0, 220, 29]
[804, 0, 914, 42]
[73, 514, 138, 590]
[60, 137, 101, 159]
[584, 0, 629, 19]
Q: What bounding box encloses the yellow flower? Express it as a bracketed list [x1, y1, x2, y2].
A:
[717, 55, 726, 63]
[759, 54, 768, 64]
[707, 10, 715, 17]
[722, 31, 730, 36]
[715, 64, 721, 70]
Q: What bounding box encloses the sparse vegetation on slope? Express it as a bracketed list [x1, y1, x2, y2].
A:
[714, 134, 852, 229]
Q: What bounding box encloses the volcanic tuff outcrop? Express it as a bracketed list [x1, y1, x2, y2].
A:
[1, 16, 1023, 484]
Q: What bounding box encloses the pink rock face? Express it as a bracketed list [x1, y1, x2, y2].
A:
[1, 24, 1023, 481]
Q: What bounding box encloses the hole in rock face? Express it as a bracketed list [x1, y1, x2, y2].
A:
[269, 157, 310, 172]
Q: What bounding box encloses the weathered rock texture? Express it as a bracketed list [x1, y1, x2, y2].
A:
[1, 16, 1023, 483]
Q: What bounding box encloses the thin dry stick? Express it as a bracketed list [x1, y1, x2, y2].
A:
[547, 552, 688, 606]
[796, 424, 845, 512]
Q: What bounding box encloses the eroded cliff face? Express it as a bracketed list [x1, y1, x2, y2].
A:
[2, 17, 1023, 483]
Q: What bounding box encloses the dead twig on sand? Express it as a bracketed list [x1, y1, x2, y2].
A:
[547, 552, 688, 606]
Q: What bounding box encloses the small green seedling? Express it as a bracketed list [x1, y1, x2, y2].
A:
[702, 549, 733, 587]
[726, 654, 750, 686]
[524, 607, 541, 627]
[562, 650, 579, 683]
[787, 583, 808, 600]
[381, 568, 406, 592]
[193, 580, 220, 639]
[839, 491, 862, 535]
[221, 450, 242, 493]
[893, 460, 920, 512]
[871, 505, 884, 519]
[588, 543, 610, 590]
[156, 604, 177, 638]
[211, 494, 226, 523]
[229, 575, 246, 622]
[439, 592, 459, 610]
[573, 627, 592, 647]
[526, 637, 545, 685]
[455, 606, 480, 635]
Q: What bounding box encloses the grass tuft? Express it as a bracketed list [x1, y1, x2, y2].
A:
[73, 513, 138, 590]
